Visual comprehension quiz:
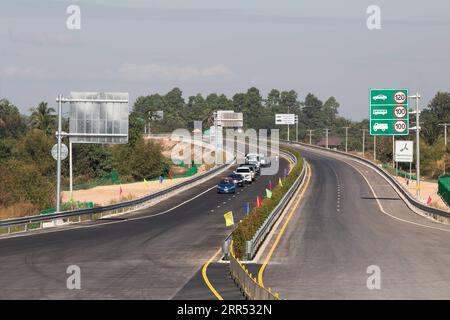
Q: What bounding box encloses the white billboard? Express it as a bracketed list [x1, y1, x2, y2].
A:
[216, 110, 243, 128]
[395, 140, 413, 162]
[69, 92, 129, 144]
[275, 114, 295, 125]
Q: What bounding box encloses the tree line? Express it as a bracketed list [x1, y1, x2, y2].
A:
[1, 88, 449, 217]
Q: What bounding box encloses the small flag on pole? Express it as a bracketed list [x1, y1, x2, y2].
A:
[427, 195, 432, 205]
[256, 196, 262, 208]
[119, 185, 123, 195]
[144, 178, 149, 188]
[244, 202, 250, 215]
[268, 180, 272, 190]
[279, 177, 283, 187]
[224, 211, 234, 226]
[266, 189, 272, 199]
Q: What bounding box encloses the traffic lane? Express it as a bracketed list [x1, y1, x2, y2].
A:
[263, 147, 450, 299]
[0, 158, 288, 299]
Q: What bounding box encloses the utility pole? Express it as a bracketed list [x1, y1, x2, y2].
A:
[343, 126, 350, 153]
[360, 129, 366, 158]
[438, 123, 450, 147]
[308, 129, 313, 145]
[287, 105, 290, 141]
[324, 129, 330, 149]
[410, 93, 421, 201]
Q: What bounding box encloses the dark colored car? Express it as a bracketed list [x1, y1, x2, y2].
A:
[229, 173, 244, 187]
[217, 178, 236, 194]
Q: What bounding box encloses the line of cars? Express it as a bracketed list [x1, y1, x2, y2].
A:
[217, 153, 270, 194]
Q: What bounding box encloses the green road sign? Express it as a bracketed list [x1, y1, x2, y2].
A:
[369, 89, 409, 136]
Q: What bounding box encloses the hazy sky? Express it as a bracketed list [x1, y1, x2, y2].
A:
[1, 0, 450, 120]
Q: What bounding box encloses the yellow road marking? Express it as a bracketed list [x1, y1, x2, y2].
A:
[258, 162, 312, 287]
[201, 248, 224, 300]
[202, 155, 303, 300]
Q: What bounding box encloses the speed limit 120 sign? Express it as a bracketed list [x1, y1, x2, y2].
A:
[370, 88, 409, 136]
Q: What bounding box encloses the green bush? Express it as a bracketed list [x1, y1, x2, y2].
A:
[232, 148, 303, 259]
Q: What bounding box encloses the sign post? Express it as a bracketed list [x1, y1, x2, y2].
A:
[275, 114, 295, 141]
[54, 92, 129, 212]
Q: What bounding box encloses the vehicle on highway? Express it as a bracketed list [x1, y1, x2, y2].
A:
[229, 173, 244, 187]
[234, 167, 253, 184]
[239, 163, 258, 178]
[373, 122, 388, 132]
[217, 177, 236, 194]
[245, 153, 261, 169]
[258, 153, 271, 167]
[372, 94, 387, 101]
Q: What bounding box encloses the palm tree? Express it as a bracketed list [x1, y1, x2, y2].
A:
[29, 102, 55, 134]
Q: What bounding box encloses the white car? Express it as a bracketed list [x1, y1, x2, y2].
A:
[235, 167, 253, 184]
[257, 153, 271, 167]
[373, 123, 388, 132]
[373, 94, 387, 101]
[373, 109, 388, 115]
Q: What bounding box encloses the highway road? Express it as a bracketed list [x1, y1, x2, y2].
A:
[261, 145, 450, 299]
[0, 157, 288, 299]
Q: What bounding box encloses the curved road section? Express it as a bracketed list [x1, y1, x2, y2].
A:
[262, 145, 450, 299]
[0, 157, 288, 300]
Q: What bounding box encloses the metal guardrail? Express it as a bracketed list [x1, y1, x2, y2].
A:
[0, 159, 234, 235]
[229, 241, 280, 300]
[222, 149, 305, 261]
[283, 140, 450, 223]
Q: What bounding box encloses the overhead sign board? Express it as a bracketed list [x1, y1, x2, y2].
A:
[216, 110, 243, 128]
[69, 92, 129, 144]
[395, 140, 413, 162]
[370, 89, 409, 136]
[275, 114, 295, 125]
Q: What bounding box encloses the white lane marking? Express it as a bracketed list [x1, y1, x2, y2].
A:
[0, 184, 218, 240]
[346, 161, 450, 233]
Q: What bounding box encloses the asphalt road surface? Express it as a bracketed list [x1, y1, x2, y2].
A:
[0, 157, 288, 300]
[262, 145, 450, 299]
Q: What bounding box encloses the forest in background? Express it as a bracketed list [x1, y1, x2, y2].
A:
[1, 87, 449, 217]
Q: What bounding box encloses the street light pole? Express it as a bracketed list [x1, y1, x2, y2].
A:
[56, 94, 63, 212]
[324, 129, 330, 149]
[410, 93, 421, 201]
[438, 123, 450, 147]
[343, 126, 350, 153]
